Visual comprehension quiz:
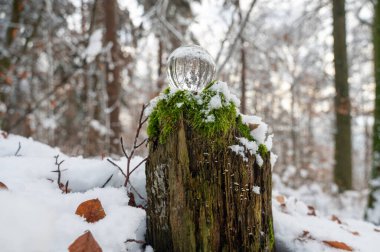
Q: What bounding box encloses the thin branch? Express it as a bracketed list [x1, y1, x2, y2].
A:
[107, 158, 127, 178]
[64, 180, 70, 194]
[14, 142, 21, 156]
[52, 155, 69, 193]
[125, 239, 146, 245]
[129, 182, 146, 200]
[129, 158, 148, 176]
[215, 11, 237, 65]
[101, 174, 113, 188]
[124, 104, 148, 187]
[217, 0, 258, 75]
[120, 137, 129, 159]
[134, 139, 147, 149]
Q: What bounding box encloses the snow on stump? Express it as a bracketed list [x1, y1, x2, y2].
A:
[145, 81, 275, 251]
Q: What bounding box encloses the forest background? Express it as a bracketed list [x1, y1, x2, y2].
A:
[0, 0, 378, 215]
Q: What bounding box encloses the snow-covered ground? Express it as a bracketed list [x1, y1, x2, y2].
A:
[1, 133, 380, 251]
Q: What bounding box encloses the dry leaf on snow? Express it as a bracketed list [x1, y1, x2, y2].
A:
[331, 215, 342, 224]
[0, 182, 8, 190]
[307, 205, 316, 216]
[275, 195, 285, 204]
[75, 198, 106, 223]
[323, 240, 353, 251]
[68, 231, 102, 252]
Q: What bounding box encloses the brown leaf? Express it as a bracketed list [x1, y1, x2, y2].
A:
[323, 241, 353, 251]
[0, 182, 8, 190]
[307, 205, 316, 216]
[350, 231, 359, 236]
[296, 230, 315, 242]
[75, 199, 106, 223]
[331, 215, 342, 224]
[68, 231, 102, 252]
[275, 195, 285, 204]
[374, 228, 380, 232]
[249, 123, 260, 131]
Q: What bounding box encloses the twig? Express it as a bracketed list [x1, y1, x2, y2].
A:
[107, 158, 127, 178]
[64, 180, 70, 194]
[125, 238, 146, 245]
[121, 138, 129, 159]
[106, 158, 146, 201]
[217, 0, 258, 75]
[215, 10, 237, 65]
[101, 174, 113, 188]
[129, 181, 145, 201]
[52, 155, 70, 193]
[129, 157, 148, 176]
[123, 104, 148, 188]
[106, 105, 148, 203]
[14, 142, 21, 156]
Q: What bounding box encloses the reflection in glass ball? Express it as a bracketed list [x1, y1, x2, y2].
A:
[166, 45, 216, 92]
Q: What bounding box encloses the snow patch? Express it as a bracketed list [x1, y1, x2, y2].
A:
[82, 29, 103, 62]
[252, 186, 260, 194]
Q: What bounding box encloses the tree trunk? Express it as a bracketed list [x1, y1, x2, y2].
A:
[366, 0, 380, 223]
[146, 116, 274, 251]
[332, 0, 353, 191]
[238, 0, 247, 114]
[103, 0, 121, 154]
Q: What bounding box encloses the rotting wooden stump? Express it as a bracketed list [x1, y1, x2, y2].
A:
[146, 116, 274, 252]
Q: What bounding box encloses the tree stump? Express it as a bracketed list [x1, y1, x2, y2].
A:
[145, 85, 274, 251]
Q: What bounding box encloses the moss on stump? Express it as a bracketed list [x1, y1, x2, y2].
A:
[146, 85, 274, 252]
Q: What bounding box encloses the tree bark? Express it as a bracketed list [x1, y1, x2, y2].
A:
[103, 0, 121, 154]
[146, 116, 274, 251]
[366, 0, 380, 222]
[332, 0, 353, 191]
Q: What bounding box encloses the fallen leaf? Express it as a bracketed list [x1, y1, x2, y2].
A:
[374, 228, 380, 232]
[307, 205, 316, 216]
[75, 199, 106, 223]
[331, 215, 342, 224]
[249, 123, 260, 130]
[68, 231, 102, 252]
[0, 182, 8, 190]
[350, 231, 359, 236]
[323, 241, 353, 251]
[296, 230, 315, 242]
[275, 195, 285, 204]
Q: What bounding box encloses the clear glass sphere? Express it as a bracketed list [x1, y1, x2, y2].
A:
[166, 45, 216, 92]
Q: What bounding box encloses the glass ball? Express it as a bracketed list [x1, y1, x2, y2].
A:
[166, 45, 216, 92]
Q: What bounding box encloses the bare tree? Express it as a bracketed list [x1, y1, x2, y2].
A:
[103, 0, 121, 154]
[332, 0, 353, 191]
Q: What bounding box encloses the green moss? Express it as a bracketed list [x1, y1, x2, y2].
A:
[236, 115, 254, 141]
[269, 218, 275, 250]
[147, 85, 237, 144]
[147, 90, 193, 143]
[147, 82, 270, 159]
[258, 144, 268, 157]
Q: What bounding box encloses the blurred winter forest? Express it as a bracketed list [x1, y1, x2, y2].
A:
[0, 0, 377, 200]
